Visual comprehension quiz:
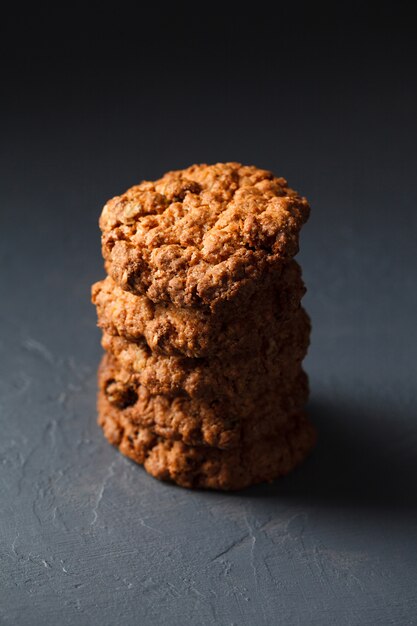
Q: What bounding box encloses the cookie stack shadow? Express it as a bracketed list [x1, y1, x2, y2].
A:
[92, 163, 316, 490]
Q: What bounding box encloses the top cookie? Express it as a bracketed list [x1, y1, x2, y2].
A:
[100, 162, 310, 307]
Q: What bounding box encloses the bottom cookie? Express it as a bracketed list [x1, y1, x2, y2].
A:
[98, 391, 316, 490]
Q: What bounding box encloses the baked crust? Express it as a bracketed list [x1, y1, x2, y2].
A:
[100, 163, 310, 306]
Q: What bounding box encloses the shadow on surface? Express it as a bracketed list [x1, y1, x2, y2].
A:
[243, 398, 417, 512]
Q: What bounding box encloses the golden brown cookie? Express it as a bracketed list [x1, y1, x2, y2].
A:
[98, 390, 316, 490]
[100, 307, 310, 400]
[100, 163, 310, 307]
[92, 260, 305, 358]
[99, 353, 309, 449]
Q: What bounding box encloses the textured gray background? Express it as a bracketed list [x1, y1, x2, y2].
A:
[1, 6, 417, 625]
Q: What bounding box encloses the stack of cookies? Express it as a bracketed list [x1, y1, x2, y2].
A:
[92, 162, 315, 490]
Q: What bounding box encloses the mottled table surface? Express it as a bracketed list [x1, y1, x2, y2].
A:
[2, 45, 417, 624]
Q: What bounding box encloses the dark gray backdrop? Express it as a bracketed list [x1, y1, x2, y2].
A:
[1, 4, 417, 625]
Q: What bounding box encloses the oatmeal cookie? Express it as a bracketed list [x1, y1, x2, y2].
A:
[98, 391, 316, 490]
[101, 307, 311, 400]
[100, 163, 310, 307]
[99, 353, 309, 449]
[92, 260, 305, 358]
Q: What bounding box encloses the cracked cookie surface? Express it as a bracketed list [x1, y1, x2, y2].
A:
[100, 162, 310, 306]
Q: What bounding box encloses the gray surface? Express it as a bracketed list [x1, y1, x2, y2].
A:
[1, 15, 417, 625]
